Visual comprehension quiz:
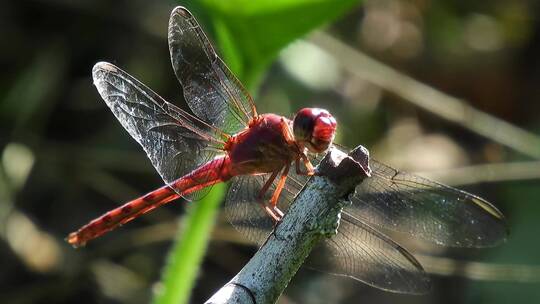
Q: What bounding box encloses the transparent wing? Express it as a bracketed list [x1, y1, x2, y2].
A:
[224, 174, 275, 245]
[342, 152, 508, 247]
[168, 6, 256, 135]
[92, 62, 224, 197]
[306, 212, 430, 294]
[224, 166, 310, 245]
[225, 159, 429, 293]
[224, 144, 506, 292]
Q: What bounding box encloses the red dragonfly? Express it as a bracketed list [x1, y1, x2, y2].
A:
[68, 6, 508, 294]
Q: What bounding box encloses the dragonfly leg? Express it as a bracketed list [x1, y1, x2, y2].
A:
[258, 170, 280, 198]
[280, 117, 316, 176]
[258, 169, 282, 222]
[263, 205, 283, 222]
[295, 155, 315, 176]
[280, 117, 296, 145]
[267, 163, 290, 220]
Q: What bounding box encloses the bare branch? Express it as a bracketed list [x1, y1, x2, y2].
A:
[205, 146, 370, 304]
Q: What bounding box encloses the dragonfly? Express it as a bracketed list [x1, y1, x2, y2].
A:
[68, 6, 508, 294]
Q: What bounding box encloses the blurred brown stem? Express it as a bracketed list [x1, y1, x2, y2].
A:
[311, 31, 540, 159]
[417, 254, 540, 283]
[418, 160, 540, 186]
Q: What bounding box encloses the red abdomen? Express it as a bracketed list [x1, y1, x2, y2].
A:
[67, 156, 233, 247]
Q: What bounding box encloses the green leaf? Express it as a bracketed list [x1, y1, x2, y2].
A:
[152, 183, 226, 304]
[197, 0, 362, 89]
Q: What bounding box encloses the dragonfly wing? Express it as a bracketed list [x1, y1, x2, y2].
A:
[92, 62, 223, 196]
[225, 174, 275, 245]
[168, 6, 256, 135]
[306, 212, 430, 294]
[225, 167, 310, 245]
[226, 153, 429, 293]
[347, 158, 508, 247]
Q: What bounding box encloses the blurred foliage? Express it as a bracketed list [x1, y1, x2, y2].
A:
[193, 0, 361, 89]
[1, 0, 540, 304]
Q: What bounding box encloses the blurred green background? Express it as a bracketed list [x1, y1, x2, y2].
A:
[2, 0, 540, 303]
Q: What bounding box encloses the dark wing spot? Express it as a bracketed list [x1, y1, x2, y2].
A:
[121, 205, 133, 214]
[143, 193, 156, 202]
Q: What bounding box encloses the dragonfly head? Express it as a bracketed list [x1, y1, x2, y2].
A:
[293, 108, 337, 153]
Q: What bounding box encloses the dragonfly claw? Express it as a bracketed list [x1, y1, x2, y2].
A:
[264, 205, 284, 222]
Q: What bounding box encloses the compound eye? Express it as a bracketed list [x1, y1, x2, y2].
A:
[293, 108, 337, 153]
[310, 112, 337, 153]
[314, 115, 336, 140]
[293, 108, 316, 142]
